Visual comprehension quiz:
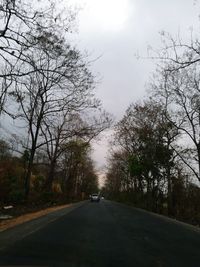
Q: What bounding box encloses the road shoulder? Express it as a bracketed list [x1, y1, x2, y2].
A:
[0, 200, 87, 250]
[108, 200, 200, 233]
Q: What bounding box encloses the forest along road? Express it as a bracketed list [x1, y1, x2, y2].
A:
[0, 200, 200, 267]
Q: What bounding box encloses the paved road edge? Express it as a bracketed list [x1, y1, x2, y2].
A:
[107, 200, 200, 233]
[0, 200, 88, 250]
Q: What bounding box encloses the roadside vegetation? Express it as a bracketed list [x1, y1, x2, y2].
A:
[103, 25, 200, 227]
[1, 1, 200, 228]
[0, 0, 111, 212]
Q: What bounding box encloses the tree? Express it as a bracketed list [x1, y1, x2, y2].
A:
[41, 110, 111, 191]
[0, 0, 75, 72]
[0, 0, 76, 114]
[105, 150, 129, 199]
[0, 138, 11, 160]
[151, 62, 200, 184]
[154, 30, 200, 72]
[61, 140, 98, 199]
[9, 30, 98, 197]
[106, 100, 177, 212]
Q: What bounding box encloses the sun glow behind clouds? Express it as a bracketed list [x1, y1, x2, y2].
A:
[81, 0, 131, 32]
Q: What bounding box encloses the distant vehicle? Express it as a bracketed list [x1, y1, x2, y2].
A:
[90, 193, 100, 202]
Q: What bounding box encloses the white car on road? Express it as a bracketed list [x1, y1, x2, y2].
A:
[90, 193, 100, 202]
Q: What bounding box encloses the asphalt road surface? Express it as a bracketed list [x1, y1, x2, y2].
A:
[0, 200, 200, 267]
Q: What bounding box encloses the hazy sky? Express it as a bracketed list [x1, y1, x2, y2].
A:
[70, 0, 200, 181]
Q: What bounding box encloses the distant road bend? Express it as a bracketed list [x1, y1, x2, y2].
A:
[0, 200, 200, 267]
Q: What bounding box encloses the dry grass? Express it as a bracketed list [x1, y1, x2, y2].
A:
[0, 204, 71, 232]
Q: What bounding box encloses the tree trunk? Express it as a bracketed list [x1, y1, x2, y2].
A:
[167, 164, 173, 216]
[146, 174, 152, 210]
[45, 159, 56, 191]
[197, 143, 200, 183]
[24, 149, 35, 198]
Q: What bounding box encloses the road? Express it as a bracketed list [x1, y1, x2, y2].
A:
[0, 200, 200, 267]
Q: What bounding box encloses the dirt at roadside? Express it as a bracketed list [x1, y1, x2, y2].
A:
[0, 204, 71, 232]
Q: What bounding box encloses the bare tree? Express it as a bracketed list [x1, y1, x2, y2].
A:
[150, 30, 200, 72]
[9, 32, 98, 197]
[0, 0, 75, 70]
[0, 0, 77, 113]
[151, 62, 200, 184]
[41, 110, 112, 191]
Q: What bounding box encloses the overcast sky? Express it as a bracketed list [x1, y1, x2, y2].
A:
[68, 0, 200, 182]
